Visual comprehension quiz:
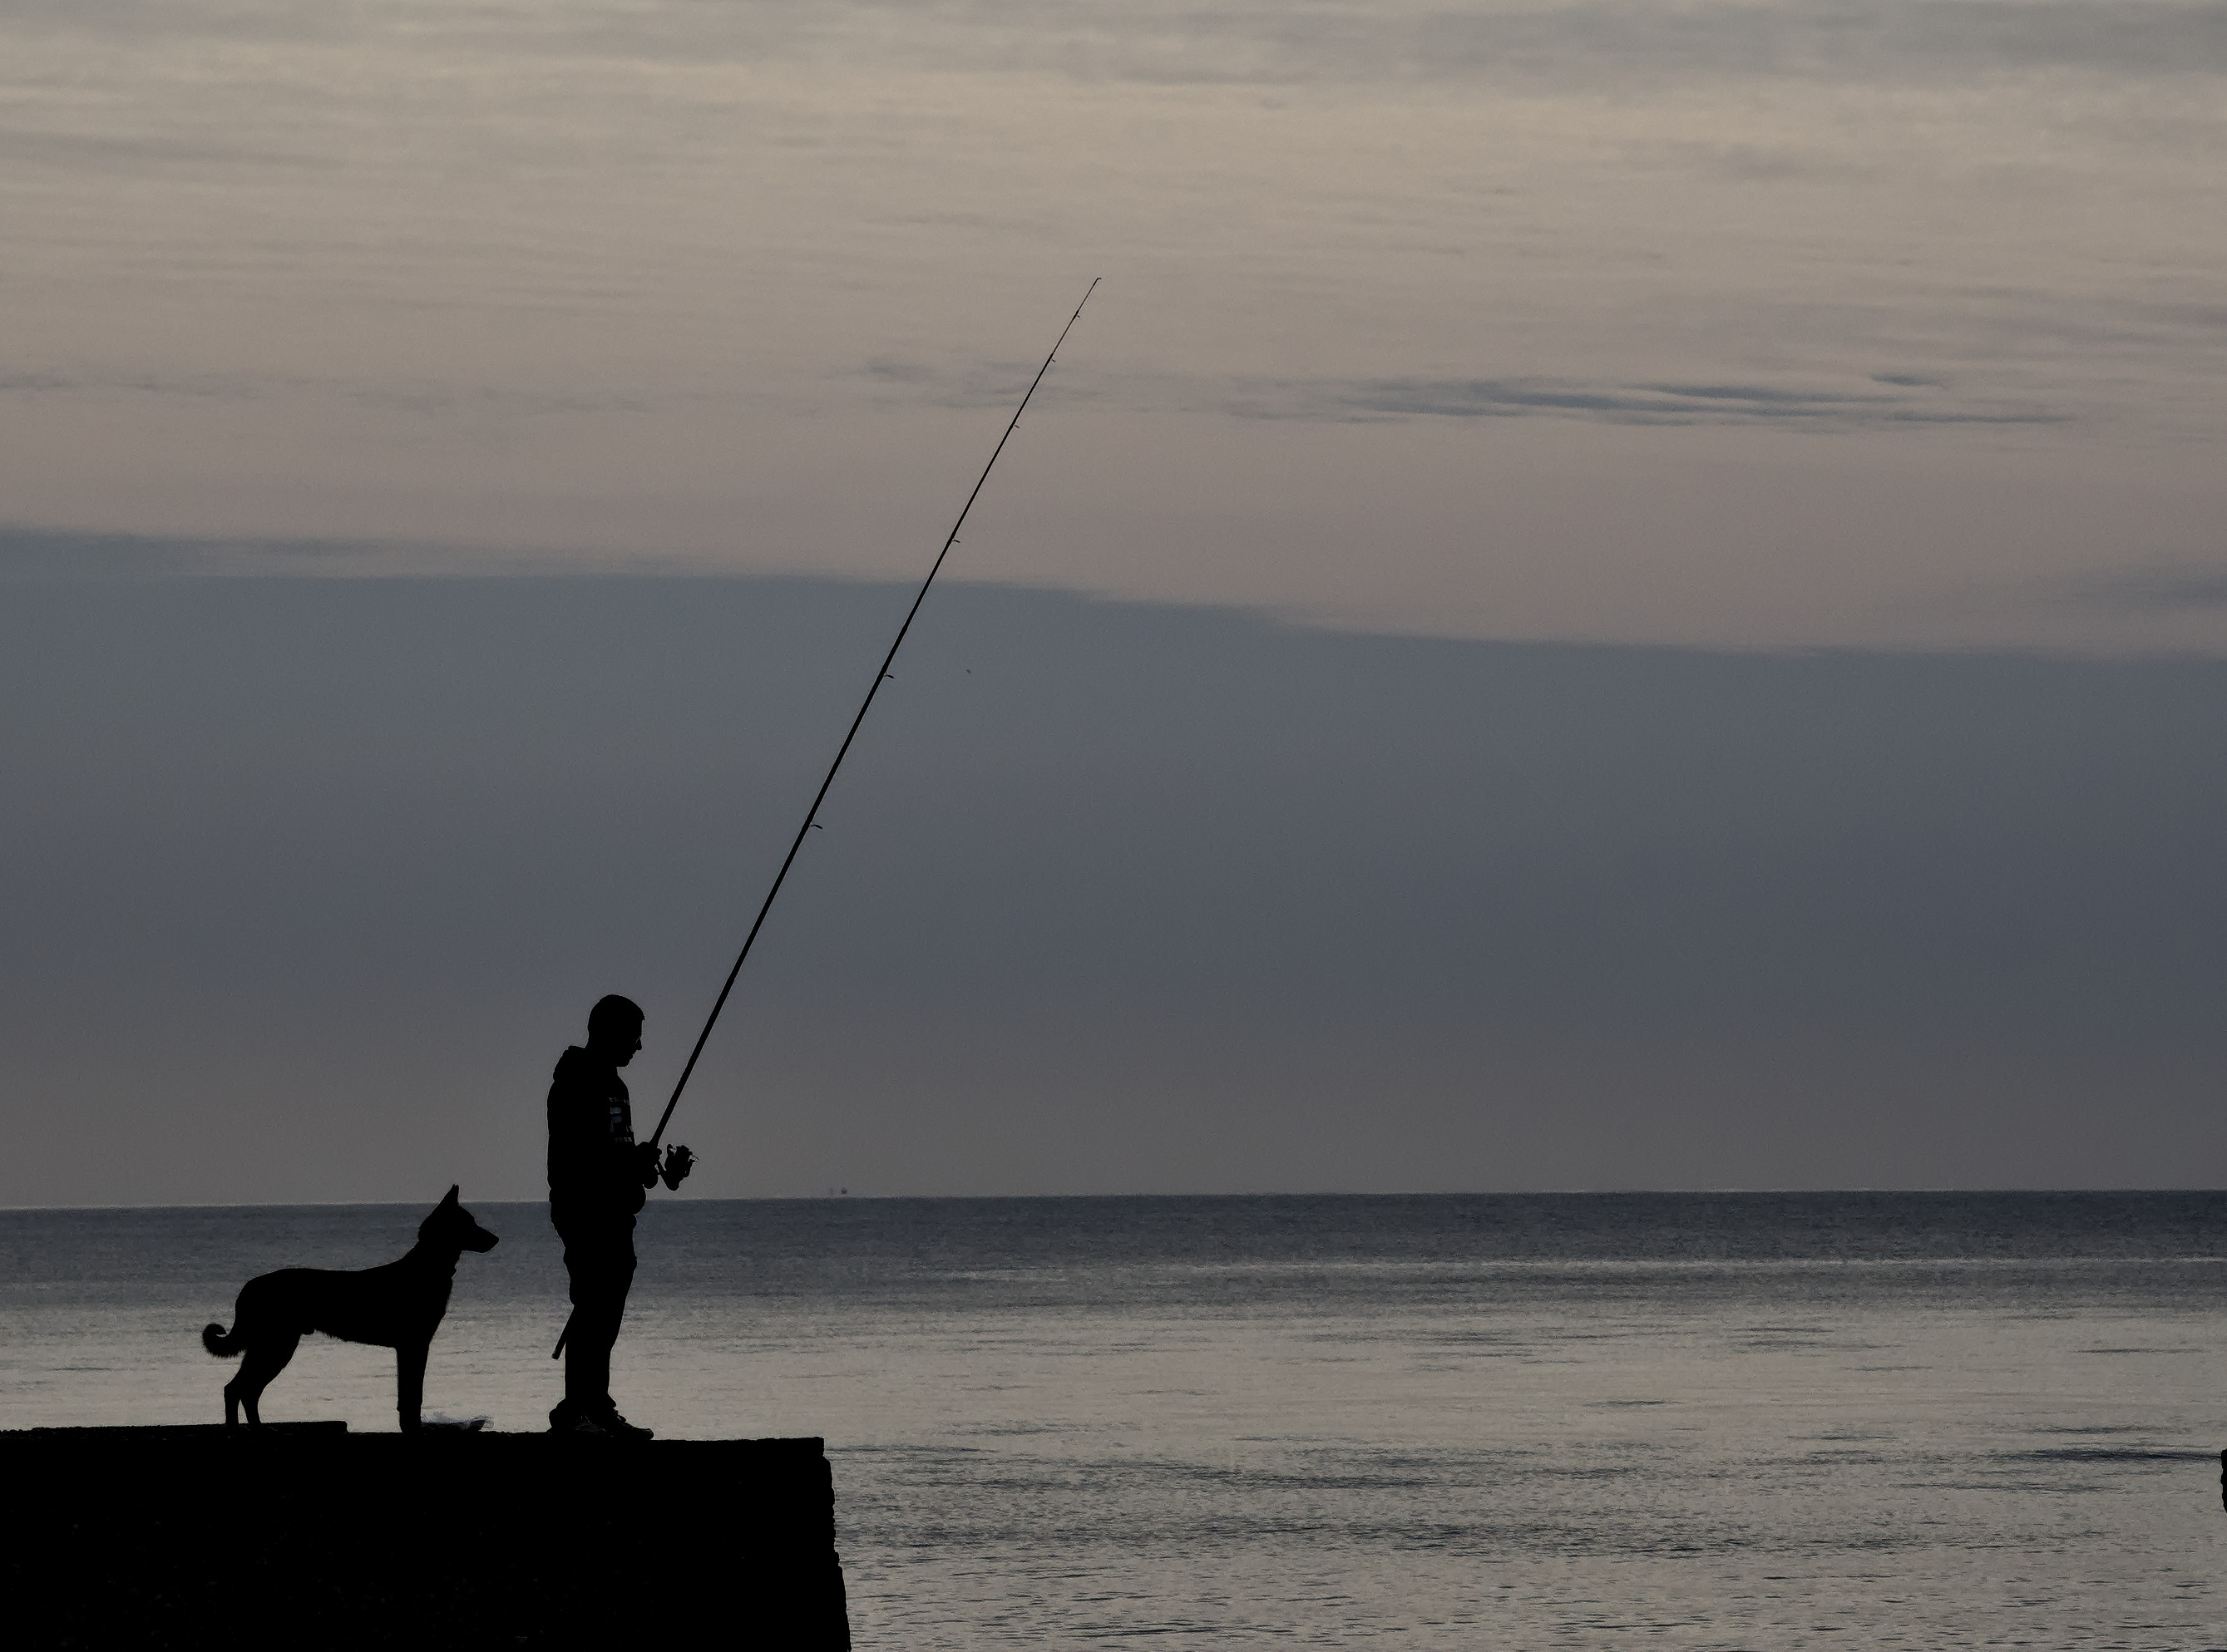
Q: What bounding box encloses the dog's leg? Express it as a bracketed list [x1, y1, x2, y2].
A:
[233, 1333, 299, 1428]
[396, 1340, 428, 1433]
[224, 1381, 239, 1428]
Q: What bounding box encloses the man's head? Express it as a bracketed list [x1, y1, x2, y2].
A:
[586, 994, 644, 1066]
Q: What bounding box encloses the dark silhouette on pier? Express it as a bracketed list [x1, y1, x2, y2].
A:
[201, 1186, 498, 1429]
[546, 994, 690, 1437]
[3, 1427, 851, 1649]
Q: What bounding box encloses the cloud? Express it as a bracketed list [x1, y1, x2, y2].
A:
[14, 567, 2227, 1199]
[0, 527, 195, 581]
[1407, 1, 2227, 85]
[0, 126, 328, 175]
[0, 525, 422, 580]
[2049, 564, 2227, 612]
[0, 367, 274, 403]
[2156, 303, 2227, 333]
[862, 356, 1109, 412]
[457, 0, 2227, 88]
[863, 358, 935, 386]
[855, 357, 2065, 430]
[1232, 373, 2066, 429]
[0, 365, 641, 418]
[12, 0, 2226, 87]
[0, 525, 631, 581]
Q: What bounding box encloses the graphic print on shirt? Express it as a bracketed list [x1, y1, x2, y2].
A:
[607, 1099, 635, 1147]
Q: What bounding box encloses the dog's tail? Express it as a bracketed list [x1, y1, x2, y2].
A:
[202, 1322, 243, 1358]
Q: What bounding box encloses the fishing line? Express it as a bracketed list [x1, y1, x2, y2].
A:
[644, 279, 1099, 1154]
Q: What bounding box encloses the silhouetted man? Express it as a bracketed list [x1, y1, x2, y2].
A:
[547, 994, 691, 1437]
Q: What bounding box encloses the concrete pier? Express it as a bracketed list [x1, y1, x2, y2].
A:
[4, 1424, 850, 1649]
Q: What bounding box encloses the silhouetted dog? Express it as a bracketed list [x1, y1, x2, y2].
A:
[201, 1186, 499, 1430]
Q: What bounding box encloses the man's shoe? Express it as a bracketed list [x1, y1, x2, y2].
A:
[595, 1409, 654, 1442]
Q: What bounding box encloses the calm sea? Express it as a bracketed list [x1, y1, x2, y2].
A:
[3, 1193, 2224, 1647]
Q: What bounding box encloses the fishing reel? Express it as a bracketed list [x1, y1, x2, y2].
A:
[658, 1143, 695, 1191]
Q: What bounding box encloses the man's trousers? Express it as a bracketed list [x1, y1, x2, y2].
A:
[553, 1210, 637, 1415]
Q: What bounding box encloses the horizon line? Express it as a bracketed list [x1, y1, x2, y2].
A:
[7, 1186, 2225, 1215]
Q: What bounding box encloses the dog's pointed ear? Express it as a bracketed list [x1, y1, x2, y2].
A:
[441, 1185, 460, 1207]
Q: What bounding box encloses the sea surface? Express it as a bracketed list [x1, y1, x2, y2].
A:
[4, 1192, 2225, 1648]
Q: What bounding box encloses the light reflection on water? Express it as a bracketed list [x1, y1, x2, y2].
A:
[3, 1193, 2225, 1648]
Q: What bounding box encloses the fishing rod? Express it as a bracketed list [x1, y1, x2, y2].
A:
[646, 279, 1099, 1156]
[553, 284, 1095, 1362]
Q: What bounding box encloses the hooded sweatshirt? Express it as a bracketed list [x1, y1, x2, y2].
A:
[546, 1045, 649, 1223]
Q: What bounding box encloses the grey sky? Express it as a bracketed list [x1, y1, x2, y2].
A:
[7, 544, 2226, 1203]
[2, 0, 2223, 646]
[3, 4, 2224, 1201]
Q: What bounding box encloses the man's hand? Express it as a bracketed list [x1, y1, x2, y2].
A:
[634, 1142, 660, 1189]
[659, 1144, 695, 1191]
